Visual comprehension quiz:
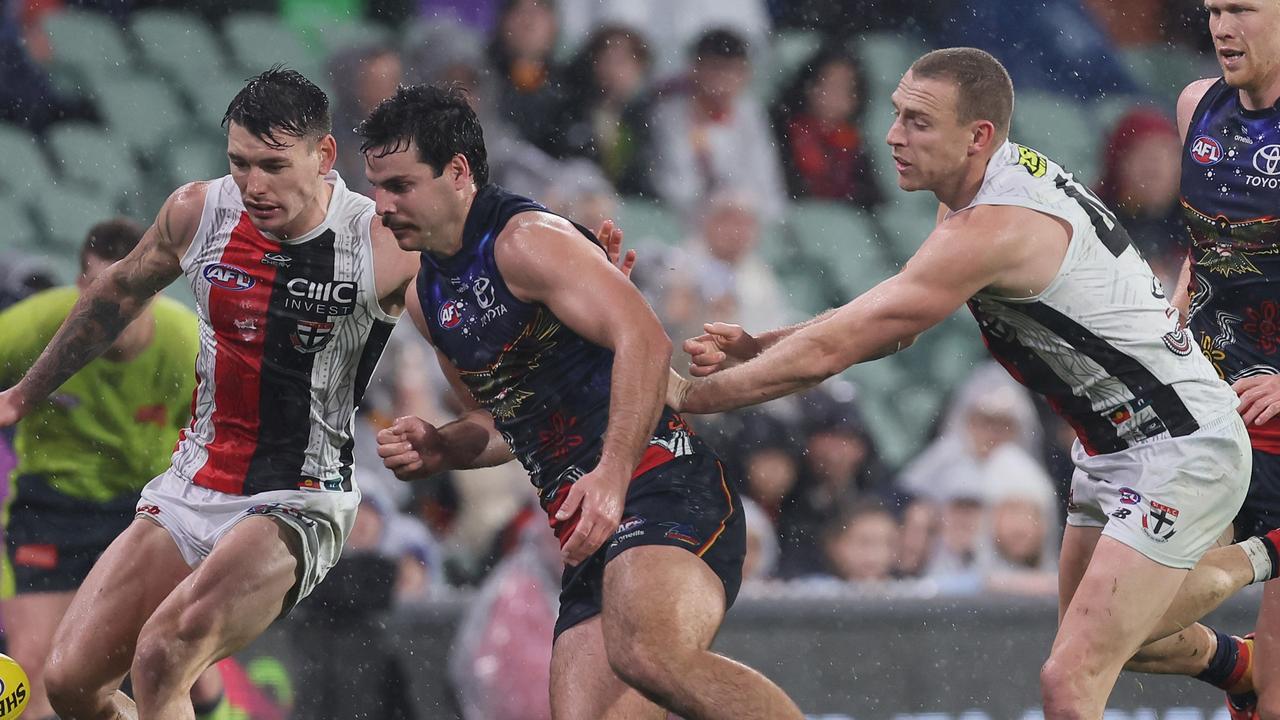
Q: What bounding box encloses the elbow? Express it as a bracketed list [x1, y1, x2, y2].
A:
[803, 335, 848, 384]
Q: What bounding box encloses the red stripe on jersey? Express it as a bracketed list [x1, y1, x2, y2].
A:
[191, 214, 279, 493]
[1249, 418, 1280, 454]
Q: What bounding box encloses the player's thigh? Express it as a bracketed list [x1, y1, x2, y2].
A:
[550, 617, 664, 720]
[47, 518, 192, 686]
[143, 515, 301, 662]
[1057, 524, 1101, 624]
[2, 590, 75, 666]
[1051, 536, 1189, 670]
[602, 545, 726, 657]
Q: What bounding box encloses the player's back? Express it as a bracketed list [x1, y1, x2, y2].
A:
[169, 171, 397, 496]
[0, 287, 198, 500]
[1181, 78, 1280, 448]
[960, 142, 1237, 455]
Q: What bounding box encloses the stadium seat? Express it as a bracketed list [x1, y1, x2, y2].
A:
[1013, 91, 1099, 183]
[0, 197, 41, 252]
[857, 31, 926, 98]
[32, 184, 121, 251]
[131, 9, 232, 100]
[302, 17, 393, 57]
[164, 136, 230, 186]
[223, 12, 326, 90]
[877, 194, 939, 264]
[46, 123, 145, 203]
[616, 198, 684, 247]
[191, 75, 254, 133]
[0, 124, 56, 204]
[44, 9, 136, 89]
[95, 78, 190, 156]
[1121, 46, 1215, 103]
[756, 29, 822, 102]
[787, 201, 895, 296]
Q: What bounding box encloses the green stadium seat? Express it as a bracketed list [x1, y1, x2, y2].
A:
[1013, 91, 1099, 183]
[0, 124, 56, 204]
[44, 9, 136, 88]
[190, 75, 253, 133]
[616, 198, 684, 247]
[32, 184, 121, 251]
[756, 30, 823, 103]
[857, 32, 926, 97]
[0, 197, 40, 252]
[131, 9, 232, 99]
[223, 12, 325, 88]
[877, 194, 938, 264]
[787, 201, 895, 296]
[1121, 46, 1216, 103]
[46, 123, 144, 202]
[95, 78, 190, 156]
[303, 18, 393, 57]
[165, 136, 230, 186]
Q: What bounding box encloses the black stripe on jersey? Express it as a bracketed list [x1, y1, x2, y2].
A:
[1015, 300, 1200, 438]
[336, 318, 395, 491]
[244, 230, 338, 494]
[976, 318, 1126, 454]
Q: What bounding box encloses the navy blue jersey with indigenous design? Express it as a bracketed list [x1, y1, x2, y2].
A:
[416, 185, 698, 541]
[1181, 78, 1280, 451]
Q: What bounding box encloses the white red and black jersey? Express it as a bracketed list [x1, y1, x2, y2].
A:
[960, 142, 1237, 455]
[170, 172, 397, 495]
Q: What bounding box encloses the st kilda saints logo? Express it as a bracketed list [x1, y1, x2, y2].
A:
[285, 278, 357, 354]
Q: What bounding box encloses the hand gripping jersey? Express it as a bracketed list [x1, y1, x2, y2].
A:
[169, 172, 396, 495]
[415, 185, 700, 542]
[962, 142, 1237, 455]
[1181, 78, 1280, 451]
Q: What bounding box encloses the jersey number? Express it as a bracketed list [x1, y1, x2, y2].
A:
[1054, 174, 1133, 258]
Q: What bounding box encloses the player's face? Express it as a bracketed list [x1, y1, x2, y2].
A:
[886, 73, 975, 193]
[1207, 0, 1280, 91]
[227, 122, 337, 239]
[364, 141, 467, 253]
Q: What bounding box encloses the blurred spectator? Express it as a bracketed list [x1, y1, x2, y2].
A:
[776, 387, 893, 578]
[894, 499, 938, 579]
[741, 497, 781, 583]
[820, 500, 898, 583]
[541, 158, 619, 231]
[897, 361, 1044, 503]
[772, 44, 883, 209]
[551, 25, 656, 196]
[979, 447, 1059, 596]
[771, 0, 937, 34]
[648, 28, 787, 223]
[330, 44, 404, 196]
[0, 254, 59, 312]
[0, 3, 95, 131]
[731, 409, 803, 520]
[1094, 107, 1185, 292]
[416, 0, 501, 31]
[652, 190, 795, 350]
[924, 486, 987, 592]
[488, 0, 564, 151]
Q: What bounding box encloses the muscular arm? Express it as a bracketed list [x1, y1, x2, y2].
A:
[1169, 78, 1217, 323]
[7, 182, 203, 414]
[498, 214, 672, 476]
[676, 206, 1036, 414]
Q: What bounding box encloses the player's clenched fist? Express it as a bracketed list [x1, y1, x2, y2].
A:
[377, 415, 448, 481]
[684, 322, 761, 377]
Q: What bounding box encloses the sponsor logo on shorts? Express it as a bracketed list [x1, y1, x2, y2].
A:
[1142, 500, 1180, 542]
[662, 523, 701, 547]
[298, 477, 345, 492]
[612, 530, 646, 545]
[616, 516, 646, 534]
[137, 504, 162, 516]
[1119, 487, 1142, 505]
[246, 503, 318, 528]
[13, 544, 58, 569]
[1191, 135, 1224, 166]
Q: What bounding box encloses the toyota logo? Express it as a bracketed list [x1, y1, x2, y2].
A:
[1254, 144, 1280, 176]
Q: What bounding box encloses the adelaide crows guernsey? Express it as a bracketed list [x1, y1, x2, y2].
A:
[416, 185, 697, 542]
[1181, 78, 1280, 451]
[169, 172, 397, 495]
[961, 142, 1236, 455]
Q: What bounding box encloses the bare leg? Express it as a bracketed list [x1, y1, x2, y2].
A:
[550, 617, 665, 720]
[1251, 581, 1280, 719]
[45, 519, 192, 720]
[131, 517, 301, 720]
[1041, 536, 1190, 719]
[1, 590, 74, 718]
[601, 546, 803, 720]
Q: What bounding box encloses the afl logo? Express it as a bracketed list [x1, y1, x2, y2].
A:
[1190, 136, 1223, 166]
[202, 263, 255, 291]
[1253, 144, 1280, 176]
[439, 299, 465, 329]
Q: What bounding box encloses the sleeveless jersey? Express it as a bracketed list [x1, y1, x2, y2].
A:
[0, 287, 197, 502]
[1180, 78, 1280, 451]
[169, 172, 397, 495]
[416, 185, 699, 541]
[961, 142, 1237, 456]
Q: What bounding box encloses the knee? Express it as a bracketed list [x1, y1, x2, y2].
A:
[45, 654, 94, 716]
[604, 634, 680, 701]
[1040, 657, 1088, 720]
[133, 605, 219, 690]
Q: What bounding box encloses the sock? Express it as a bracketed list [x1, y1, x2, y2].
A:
[193, 693, 230, 720]
[1197, 629, 1254, 694]
[1240, 531, 1280, 584]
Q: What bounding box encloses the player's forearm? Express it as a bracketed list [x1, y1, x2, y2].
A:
[13, 273, 150, 408]
[437, 410, 514, 470]
[754, 308, 838, 350]
[599, 332, 672, 474]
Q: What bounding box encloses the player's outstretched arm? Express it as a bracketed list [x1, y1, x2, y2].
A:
[0, 182, 203, 427]
[672, 207, 1017, 414]
[498, 213, 672, 565]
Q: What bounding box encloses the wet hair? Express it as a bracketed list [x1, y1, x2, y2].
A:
[692, 28, 749, 62]
[909, 47, 1014, 138]
[81, 217, 145, 270]
[222, 65, 332, 149]
[357, 83, 490, 187]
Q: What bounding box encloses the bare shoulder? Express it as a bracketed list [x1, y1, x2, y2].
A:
[368, 212, 419, 307]
[927, 205, 1064, 267]
[1177, 78, 1219, 141]
[156, 181, 211, 251]
[494, 211, 585, 262]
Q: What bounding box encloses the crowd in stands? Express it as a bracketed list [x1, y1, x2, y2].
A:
[0, 0, 1219, 612]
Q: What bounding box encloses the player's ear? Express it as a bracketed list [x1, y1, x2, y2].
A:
[317, 133, 338, 174]
[969, 120, 998, 156]
[449, 153, 473, 190]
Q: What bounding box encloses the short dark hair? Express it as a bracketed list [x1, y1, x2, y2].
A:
[81, 217, 145, 269]
[692, 28, 749, 62]
[356, 83, 490, 187]
[222, 65, 332, 149]
[909, 47, 1014, 138]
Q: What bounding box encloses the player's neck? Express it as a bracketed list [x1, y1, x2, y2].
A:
[423, 184, 478, 259]
[933, 152, 994, 211]
[275, 180, 335, 242]
[1239, 72, 1280, 111]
